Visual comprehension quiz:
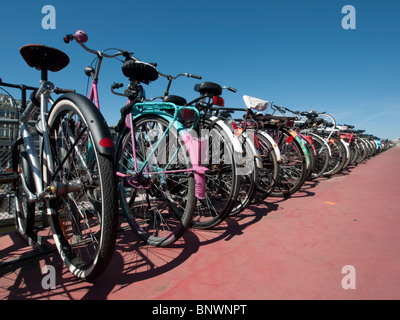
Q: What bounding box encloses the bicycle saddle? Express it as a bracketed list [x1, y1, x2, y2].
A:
[243, 95, 268, 111]
[20, 44, 70, 72]
[194, 82, 222, 96]
[122, 60, 159, 83]
[163, 95, 187, 106]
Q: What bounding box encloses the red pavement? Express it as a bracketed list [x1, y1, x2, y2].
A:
[1, 146, 400, 300]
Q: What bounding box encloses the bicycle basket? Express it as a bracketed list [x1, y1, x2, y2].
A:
[122, 60, 158, 83]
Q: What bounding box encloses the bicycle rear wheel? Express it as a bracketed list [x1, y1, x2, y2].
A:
[230, 134, 258, 216]
[263, 125, 308, 197]
[251, 131, 279, 204]
[115, 115, 196, 247]
[44, 95, 118, 282]
[306, 132, 330, 180]
[323, 135, 347, 176]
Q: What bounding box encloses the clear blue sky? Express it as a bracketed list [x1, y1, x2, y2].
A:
[1, 0, 399, 140]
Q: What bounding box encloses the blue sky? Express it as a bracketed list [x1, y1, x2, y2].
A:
[1, 0, 399, 139]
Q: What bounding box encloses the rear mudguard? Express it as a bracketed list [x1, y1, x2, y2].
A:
[307, 132, 332, 157]
[289, 131, 311, 169]
[51, 93, 115, 156]
[208, 116, 243, 154]
[257, 130, 282, 163]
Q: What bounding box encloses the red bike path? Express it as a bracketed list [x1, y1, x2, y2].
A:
[1, 146, 400, 300]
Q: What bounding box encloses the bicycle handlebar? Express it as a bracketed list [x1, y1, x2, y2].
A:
[223, 86, 237, 93]
[158, 72, 202, 80]
[64, 30, 132, 59]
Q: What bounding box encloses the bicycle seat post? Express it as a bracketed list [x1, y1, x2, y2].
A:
[41, 68, 48, 82]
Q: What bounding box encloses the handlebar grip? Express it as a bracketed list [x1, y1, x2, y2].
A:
[189, 74, 202, 79]
[228, 87, 237, 93]
[111, 82, 124, 89]
[63, 34, 73, 43]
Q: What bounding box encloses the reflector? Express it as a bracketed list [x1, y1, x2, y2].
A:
[213, 96, 224, 107]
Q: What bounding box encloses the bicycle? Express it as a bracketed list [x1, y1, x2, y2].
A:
[136, 77, 245, 229]
[246, 101, 311, 198]
[0, 43, 118, 281]
[64, 30, 204, 246]
[283, 108, 331, 180]
[217, 95, 281, 207]
[313, 112, 348, 176]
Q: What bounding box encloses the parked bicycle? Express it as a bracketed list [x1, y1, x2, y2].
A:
[0, 44, 118, 281]
[64, 30, 205, 246]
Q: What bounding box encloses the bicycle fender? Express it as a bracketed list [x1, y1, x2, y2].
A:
[341, 138, 350, 157]
[241, 132, 263, 169]
[290, 131, 311, 169]
[308, 132, 332, 157]
[51, 93, 114, 156]
[257, 131, 282, 162]
[208, 116, 243, 154]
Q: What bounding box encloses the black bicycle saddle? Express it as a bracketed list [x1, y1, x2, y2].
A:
[20, 44, 70, 72]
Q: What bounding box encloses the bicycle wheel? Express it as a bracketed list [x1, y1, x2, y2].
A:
[251, 131, 279, 204]
[355, 139, 368, 164]
[12, 142, 37, 240]
[44, 95, 118, 282]
[341, 139, 351, 170]
[306, 132, 330, 180]
[304, 140, 316, 180]
[191, 121, 240, 229]
[263, 125, 308, 197]
[323, 135, 347, 176]
[229, 134, 258, 216]
[115, 114, 196, 247]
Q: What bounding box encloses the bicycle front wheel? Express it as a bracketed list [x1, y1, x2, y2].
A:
[115, 115, 196, 247]
[44, 95, 118, 282]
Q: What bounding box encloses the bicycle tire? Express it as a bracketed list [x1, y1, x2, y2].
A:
[12, 142, 37, 240]
[306, 132, 330, 180]
[262, 124, 308, 197]
[44, 95, 118, 282]
[251, 131, 279, 204]
[323, 135, 347, 176]
[355, 139, 368, 164]
[229, 134, 259, 216]
[115, 114, 196, 247]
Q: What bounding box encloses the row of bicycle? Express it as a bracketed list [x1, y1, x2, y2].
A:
[0, 30, 392, 282]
